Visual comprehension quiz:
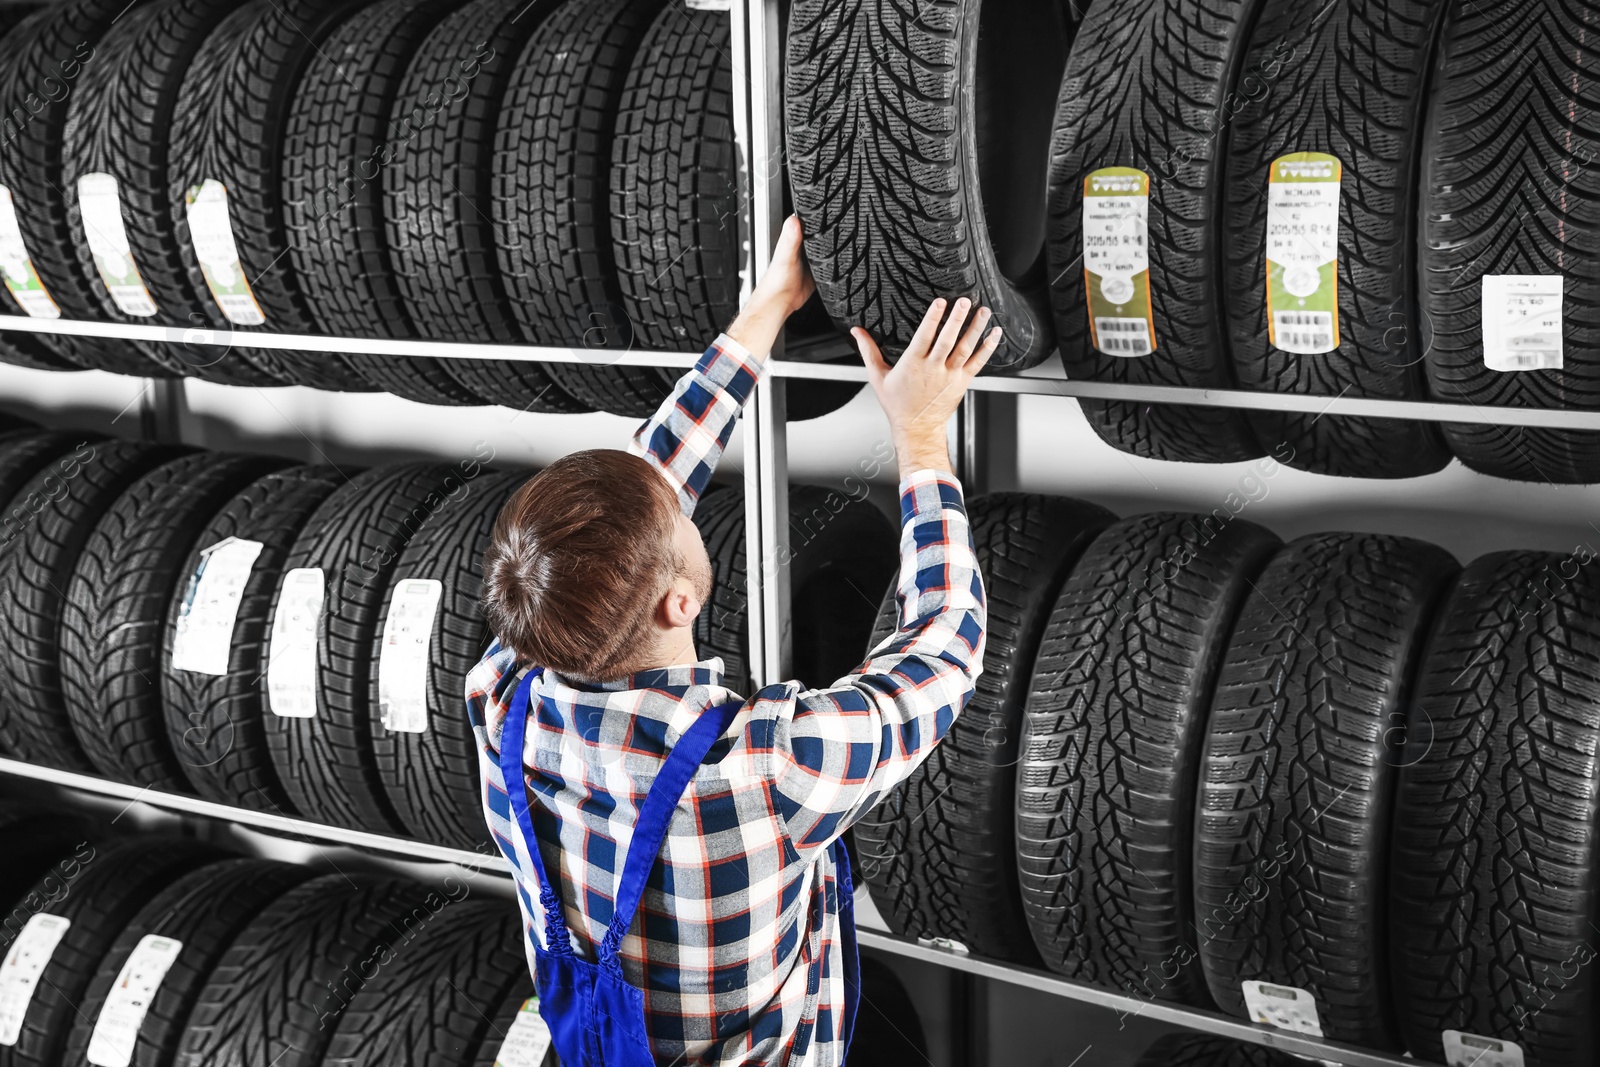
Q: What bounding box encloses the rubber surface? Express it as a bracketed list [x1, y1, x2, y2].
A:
[265, 461, 487, 835]
[1420, 0, 1600, 483]
[786, 0, 1071, 370]
[169, 0, 376, 390]
[1046, 0, 1266, 463]
[0, 440, 188, 771]
[61, 859, 315, 1067]
[1016, 511, 1280, 1003]
[1222, 0, 1451, 478]
[321, 900, 529, 1067]
[281, 0, 478, 405]
[854, 493, 1115, 963]
[0, 431, 101, 542]
[383, 0, 589, 413]
[466, 980, 538, 1067]
[0, 838, 220, 1067]
[1391, 550, 1600, 1065]
[172, 873, 442, 1067]
[1194, 532, 1457, 1048]
[372, 469, 526, 849]
[60, 451, 289, 790]
[162, 466, 346, 811]
[494, 0, 676, 417]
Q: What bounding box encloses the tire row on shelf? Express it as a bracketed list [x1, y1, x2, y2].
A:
[851, 485, 1600, 1067]
[788, 0, 1600, 483]
[0, 0, 861, 420]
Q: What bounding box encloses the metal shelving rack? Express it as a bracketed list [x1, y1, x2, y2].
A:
[0, 0, 1556, 1062]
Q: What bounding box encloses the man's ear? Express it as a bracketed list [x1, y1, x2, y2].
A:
[658, 577, 702, 630]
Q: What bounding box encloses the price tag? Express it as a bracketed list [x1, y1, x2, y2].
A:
[1482, 275, 1563, 372]
[172, 537, 265, 676]
[184, 180, 265, 326]
[1442, 1031, 1524, 1067]
[267, 567, 324, 718]
[494, 998, 553, 1067]
[77, 173, 157, 317]
[1082, 167, 1154, 357]
[84, 935, 184, 1067]
[1265, 152, 1342, 355]
[1242, 980, 1323, 1037]
[377, 578, 442, 733]
[0, 187, 60, 319]
[0, 914, 71, 1045]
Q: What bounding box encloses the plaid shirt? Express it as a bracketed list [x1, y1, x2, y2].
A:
[467, 334, 985, 1066]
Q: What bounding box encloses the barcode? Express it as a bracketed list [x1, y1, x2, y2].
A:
[1272, 310, 1334, 354]
[1276, 312, 1327, 326]
[1095, 317, 1151, 356]
[1498, 352, 1558, 370]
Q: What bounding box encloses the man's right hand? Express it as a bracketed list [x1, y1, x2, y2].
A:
[852, 298, 1002, 477]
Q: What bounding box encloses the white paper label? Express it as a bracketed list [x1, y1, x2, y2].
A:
[0, 914, 71, 1045]
[1482, 275, 1563, 372]
[267, 567, 324, 718]
[172, 537, 265, 676]
[0, 187, 59, 319]
[84, 935, 184, 1067]
[1442, 1031, 1524, 1067]
[77, 173, 157, 317]
[1083, 168, 1153, 357]
[494, 998, 553, 1067]
[184, 180, 264, 326]
[377, 578, 442, 734]
[1266, 155, 1341, 356]
[1241, 980, 1323, 1038]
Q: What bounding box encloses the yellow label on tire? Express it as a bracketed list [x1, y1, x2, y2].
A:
[0, 186, 60, 319]
[185, 179, 265, 327]
[1082, 166, 1155, 357]
[1266, 152, 1341, 355]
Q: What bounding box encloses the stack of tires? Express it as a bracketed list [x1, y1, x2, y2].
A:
[0, 423, 899, 849]
[789, 0, 1600, 484]
[0, 0, 861, 419]
[856, 482, 1600, 1067]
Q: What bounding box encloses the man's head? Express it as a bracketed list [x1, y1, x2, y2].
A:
[481, 450, 713, 682]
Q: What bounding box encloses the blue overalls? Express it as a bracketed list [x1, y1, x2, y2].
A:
[497, 668, 861, 1066]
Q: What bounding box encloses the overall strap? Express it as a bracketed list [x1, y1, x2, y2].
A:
[498, 667, 575, 957]
[599, 697, 745, 961]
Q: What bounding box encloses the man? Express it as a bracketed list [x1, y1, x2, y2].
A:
[468, 215, 999, 1066]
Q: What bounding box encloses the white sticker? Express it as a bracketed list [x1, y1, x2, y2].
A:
[1442, 1031, 1524, 1067]
[267, 567, 324, 718]
[494, 998, 553, 1067]
[1241, 980, 1323, 1038]
[84, 935, 184, 1067]
[377, 578, 442, 734]
[0, 187, 60, 319]
[1265, 153, 1342, 355]
[1482, 275, 1563, 372]
[77, 174, 157, 318]
[184, 180, 265, 326]
[1082, 167, 1154, 357]
[172, 537, 265, 676]
[683, 0, 731, 8]
[0, 914, 71, 1045]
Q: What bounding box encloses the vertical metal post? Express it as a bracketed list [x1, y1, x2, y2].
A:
[954, 391, 1019, 496]
[730, 0, 793, 685]
[138, 378, 186, 444]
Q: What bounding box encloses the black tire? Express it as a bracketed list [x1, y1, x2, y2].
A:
[466, 981, 539, 1067]
[0, 838, 220, 1067]
[0, 431, 100, 535]
[493, 0, 677, 418]
[854, 493, 1115, 963]
[383, 0, 589, 413]
[169, 0, 376, 391]
[847, 957, 929, 1066]
[0, 440, 189, 772]
[371, 470, 526, 849]
[785, 0, 1072, 371]
[172, 873, 442, 1067]
[1045, 0, 1266, 463]
[0, 806, 109, 912]
[1221, 0, 1450, 478]
[0, 0, 170, 377]
[161, 466, 346, 811]
[1420, 0, 1600, 483]
[281, 0, 478, 407]
[265, 462, 485, 835]
[1391, 551, 1600, 1065]
[61, 859, 315, 1067]
[59, 451, 290, 789]
[691, 483, 901, 693]
[321, 900, 529, 1067]
[1134, 1034, 1299, 1067]
[1194, 532, 1457, 1049]
[1016, 512, 1280, 1003]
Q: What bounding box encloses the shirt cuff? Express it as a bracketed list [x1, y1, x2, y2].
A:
[694, 333, 765, 408]
[898, 468, 965, 526]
